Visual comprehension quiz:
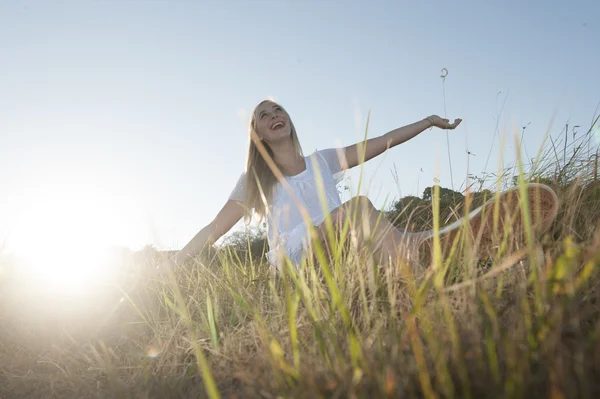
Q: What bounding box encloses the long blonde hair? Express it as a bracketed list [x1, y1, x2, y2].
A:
[244, 100, 303, 220]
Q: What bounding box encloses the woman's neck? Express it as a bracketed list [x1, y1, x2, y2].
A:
[270, 139, 305, 176]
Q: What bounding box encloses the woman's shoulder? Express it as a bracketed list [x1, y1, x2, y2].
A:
[228, 171, 246, 202]
[314, 148, 345, 168]
[311, 148, 346, 182]
[306, 148, 335, 163]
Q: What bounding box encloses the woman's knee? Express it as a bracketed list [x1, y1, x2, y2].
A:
[354, 195, 374, 207]
[327, 196, 377, 228]
[348, 195, 376, 214]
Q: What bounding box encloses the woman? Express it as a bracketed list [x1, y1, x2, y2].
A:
[169, 99, 462, 270]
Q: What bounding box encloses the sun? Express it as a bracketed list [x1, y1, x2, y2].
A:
[9, 178, 146, 294]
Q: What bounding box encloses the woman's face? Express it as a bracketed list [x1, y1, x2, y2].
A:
[253, 101, 292, 144]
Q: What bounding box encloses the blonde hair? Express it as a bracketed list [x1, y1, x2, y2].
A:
[244, 100, 303, 220]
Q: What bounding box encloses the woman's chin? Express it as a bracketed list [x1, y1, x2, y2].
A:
[266, 130, 292, 143]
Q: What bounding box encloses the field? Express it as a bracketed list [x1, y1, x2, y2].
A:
[1, 120, 600, 398]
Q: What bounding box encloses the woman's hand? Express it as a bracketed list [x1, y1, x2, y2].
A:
[426, 115, 462, 130]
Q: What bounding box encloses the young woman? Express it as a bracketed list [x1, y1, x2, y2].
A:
[169, 99, 462, 270]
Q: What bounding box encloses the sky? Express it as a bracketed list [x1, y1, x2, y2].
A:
[1, 0, 599, 254]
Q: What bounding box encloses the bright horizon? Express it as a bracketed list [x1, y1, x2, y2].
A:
[1, 0, 599, 267]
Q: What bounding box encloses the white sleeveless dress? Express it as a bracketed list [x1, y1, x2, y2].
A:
[228, 148, 345, 269]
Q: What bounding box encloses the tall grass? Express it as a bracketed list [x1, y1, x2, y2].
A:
[1, 114, 599, 398]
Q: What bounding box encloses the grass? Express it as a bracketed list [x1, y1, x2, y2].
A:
[1, 116, 600, 398]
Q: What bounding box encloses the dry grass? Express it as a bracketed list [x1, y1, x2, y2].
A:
[1, 119, 600, 398]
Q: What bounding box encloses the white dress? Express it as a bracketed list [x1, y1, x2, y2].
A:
[228, 148, 345, 269]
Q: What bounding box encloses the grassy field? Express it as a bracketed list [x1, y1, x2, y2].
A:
[1, 119, 600, 398]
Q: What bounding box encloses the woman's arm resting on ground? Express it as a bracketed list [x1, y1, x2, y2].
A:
[170, 200, 245, 264]
[342, 115, 462, 169]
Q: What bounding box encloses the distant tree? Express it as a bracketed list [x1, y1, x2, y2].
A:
[385, 185, 502, 232]
[220, 225, 269, 263]
[384, 195, 431, 231]
[422, 185, 464, 205]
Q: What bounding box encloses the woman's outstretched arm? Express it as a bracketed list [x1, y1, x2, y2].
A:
[170, 200, 245, 264]
[342, 115, 462, 169]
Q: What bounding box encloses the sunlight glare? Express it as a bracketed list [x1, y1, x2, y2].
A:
[9, 178, 145, 294]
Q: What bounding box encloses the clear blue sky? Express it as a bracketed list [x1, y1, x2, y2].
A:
[1, 0, 598, 253]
